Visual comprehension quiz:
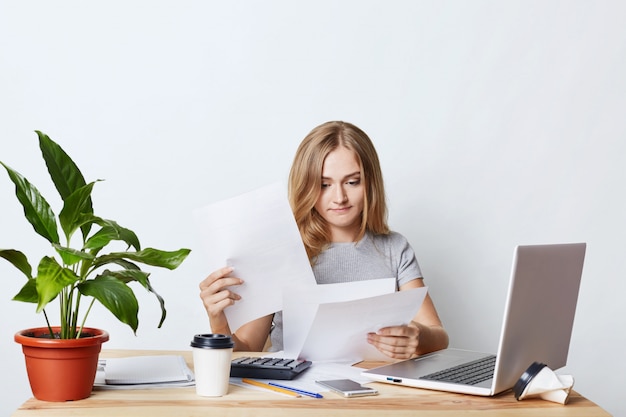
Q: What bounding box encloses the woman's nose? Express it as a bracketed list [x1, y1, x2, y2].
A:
[333, 185, 347, 203]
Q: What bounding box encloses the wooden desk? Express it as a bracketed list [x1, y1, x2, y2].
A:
[12, 349, 610, 417]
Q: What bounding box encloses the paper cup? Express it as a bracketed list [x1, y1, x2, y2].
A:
[190, 334, 234, 397]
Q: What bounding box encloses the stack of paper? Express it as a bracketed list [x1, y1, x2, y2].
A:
[94, 355, 195, 390]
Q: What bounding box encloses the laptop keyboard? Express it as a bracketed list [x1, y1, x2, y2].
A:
[420, 355, 496, 385]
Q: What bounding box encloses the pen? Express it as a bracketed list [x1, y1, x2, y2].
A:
[242, 378, 301, 397]
[268, 382, 324, 398]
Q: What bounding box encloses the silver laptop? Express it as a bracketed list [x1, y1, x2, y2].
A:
[363, 242, 586, 396]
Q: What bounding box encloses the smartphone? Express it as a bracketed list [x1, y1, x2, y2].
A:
[316, 379, 379, 397]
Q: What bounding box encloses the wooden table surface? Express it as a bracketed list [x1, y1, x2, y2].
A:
[12, 349, 611, 417]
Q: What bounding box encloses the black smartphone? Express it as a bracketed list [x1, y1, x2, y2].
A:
[315, 379, 379, 397]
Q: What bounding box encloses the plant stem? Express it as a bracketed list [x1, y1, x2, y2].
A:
[43, 309, 54, 338]
[72, 291, 82, 338]
[67, 287, 75, 338]
[59, 287, 67, 338]
[78, 298, 96, 338]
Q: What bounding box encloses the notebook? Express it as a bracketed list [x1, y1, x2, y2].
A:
[362, 243, 586, 396]
[94, 355, 195, 389]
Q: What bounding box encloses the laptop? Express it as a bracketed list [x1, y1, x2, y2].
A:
[362, 242, 586, 396]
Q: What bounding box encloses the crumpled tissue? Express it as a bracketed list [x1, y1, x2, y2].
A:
[513, 362, 574, 405]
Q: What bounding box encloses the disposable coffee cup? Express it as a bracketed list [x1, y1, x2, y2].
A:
[190, 334, 234, 396]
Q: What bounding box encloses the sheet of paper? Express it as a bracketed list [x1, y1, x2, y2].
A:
[194, 183, 316, 331]
[299, 287, 428, 362]
[282, 279, 396, 358]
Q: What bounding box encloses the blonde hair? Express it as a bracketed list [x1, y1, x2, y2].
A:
[288, 121, 389, 261]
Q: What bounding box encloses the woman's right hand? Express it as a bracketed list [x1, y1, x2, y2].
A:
[198, 266, 243, 334]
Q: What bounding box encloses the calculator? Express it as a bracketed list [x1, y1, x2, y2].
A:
[230, 357, 312, 380]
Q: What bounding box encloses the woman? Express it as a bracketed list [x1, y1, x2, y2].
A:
[199, 121, 448, 359]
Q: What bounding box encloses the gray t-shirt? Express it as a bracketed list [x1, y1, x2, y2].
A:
[269, 231, 422, 352]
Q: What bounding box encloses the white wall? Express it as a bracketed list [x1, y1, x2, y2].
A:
[1, 1, 624, 415]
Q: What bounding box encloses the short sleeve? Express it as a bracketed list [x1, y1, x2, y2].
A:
[389, 232, 423, 288]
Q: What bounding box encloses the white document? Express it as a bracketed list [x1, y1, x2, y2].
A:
[299, 287, 428, 362]
[282, 279, 396, 359]
[194, 183, 316, 331]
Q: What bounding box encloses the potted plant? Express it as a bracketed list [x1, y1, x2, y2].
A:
[0, 131, 191, 401]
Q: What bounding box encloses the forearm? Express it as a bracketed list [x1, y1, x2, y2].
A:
[231, 333, 252, 351]
[232, 315, 274, 352]
[208, 323, 255, 352]
[413, 321, 449, 356]
[207, 319, 254, 351]
[208, 314, 232, 337]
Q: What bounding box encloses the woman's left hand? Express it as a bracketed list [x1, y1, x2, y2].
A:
[367, 321, 422, 360]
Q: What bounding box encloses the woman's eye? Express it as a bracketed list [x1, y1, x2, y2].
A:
[347, 179, 361, 186]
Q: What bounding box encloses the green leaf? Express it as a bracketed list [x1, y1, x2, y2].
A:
[13, 278, 38, 303]
[59, 182, 97, 240]
[85, 219, 141, 251]
[95, 248, 190, 270]
[105, 258, 141, 270]
[0, 249, 33, 279]
[37, 131, 94, 239]
[0, 162, 60, 244]
[83, 227, 114, 251]
[35, 256, 80, 312]
[78, 275, 139, 334]
[37, 131, 89, 203]
[97, 270, 167, 328]
[53, 244, 95, 266]
[146, 279, 167, 328]
[103, 269, 150, 287]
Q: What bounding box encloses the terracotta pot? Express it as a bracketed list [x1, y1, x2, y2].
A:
[15, 326, 109, 402]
